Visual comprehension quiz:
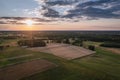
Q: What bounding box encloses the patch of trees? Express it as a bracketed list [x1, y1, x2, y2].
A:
[0, 45, 10, 51]
[100, 42, 120, 48]
[88, 45, 95, 51]
[34, 31, 120, 43]
[0, 46, 4, 51]
[63, 39, 70, 44]
[72, 40, 83, 46]
[17, 39, 46, 47]
[0, 36, 18, 39]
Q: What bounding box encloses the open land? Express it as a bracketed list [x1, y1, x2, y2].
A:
[0, 42, 120, 80]
[0, 59, 56, 80]
[28, 43, 95, 60]
[0, 31, 120, 80]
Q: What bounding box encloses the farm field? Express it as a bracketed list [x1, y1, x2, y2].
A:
[0, 39, 120, 80]
[21, 47, 120, 80]
[101, 47, 120, 54]
[0, 59, 56, 80]
[28, 43, 95, 60]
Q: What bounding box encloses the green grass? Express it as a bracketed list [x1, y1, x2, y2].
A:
[0, 46, 60, 67]
[83, 41, 102, 47]
[0, 39, 17, 45]
[0, 40, 120, 80]
[20, 48, 120, 80]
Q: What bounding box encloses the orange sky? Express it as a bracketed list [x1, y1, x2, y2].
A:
[0, 19, 120, 31]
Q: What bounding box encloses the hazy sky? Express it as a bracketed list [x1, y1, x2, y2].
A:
[0, 0, 120, 31]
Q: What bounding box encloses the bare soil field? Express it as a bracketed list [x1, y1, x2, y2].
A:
[0, 59, 56, 80]
[29, 43, 95, 60]
[104, 48, 120, 54]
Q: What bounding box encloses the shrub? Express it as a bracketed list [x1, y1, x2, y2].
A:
[72, 40, 83, 46]
[0, 46, 4, 51]
[79, 40, 83, 46]
[5, 45, 10, 48]
[63, 39, 70, 44]
[18, 39, 46, 47]
[88, 45, 95, 51]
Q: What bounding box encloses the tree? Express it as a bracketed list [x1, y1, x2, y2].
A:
[0, 46, 4, 51]
[64, 39, 70, 44]
[88, 45, 95, 51]
[17, 39, 46, 47]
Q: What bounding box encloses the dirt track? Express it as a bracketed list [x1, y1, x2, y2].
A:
[0, 59, 56, 80]
[29, 43, 95, 60]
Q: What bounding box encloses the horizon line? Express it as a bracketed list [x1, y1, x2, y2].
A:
[0, 30, 120, 32]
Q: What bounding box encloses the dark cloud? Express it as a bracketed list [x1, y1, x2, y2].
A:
[76, 0, 116, 7]
[41, 6, 60, 18]
[64, 7, 120, 19]
[0, 0, 120, 24]
[64, 0, 120, 19]
[39, 0, 120, 20]
[0, 21, 8, 24]
[45, 0, 79, 6]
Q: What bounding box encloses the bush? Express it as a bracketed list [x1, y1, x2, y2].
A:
[0, 46, 4, 51]
[18, 39, 46, 47]
[100, 42, 120, 48]
[5, 45, 10, 48]
[88, 45, 95, 51]
[72, 40, 83, 46]
[63, 39, 70, 44]
[79, 40, 83, 46]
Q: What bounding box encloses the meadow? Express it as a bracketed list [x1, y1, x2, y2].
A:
[0, 31, 120, 80]
[0, 40, 120, 80]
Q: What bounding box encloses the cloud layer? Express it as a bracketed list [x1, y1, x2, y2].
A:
[0, 0, 120, 24]
[0, 17, 53, 25]
[35, 0, 120, 20]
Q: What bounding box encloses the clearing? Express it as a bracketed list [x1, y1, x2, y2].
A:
[28, 43, 95, 60]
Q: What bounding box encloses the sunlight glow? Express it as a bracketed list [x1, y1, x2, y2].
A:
[25, 20, 34, 26]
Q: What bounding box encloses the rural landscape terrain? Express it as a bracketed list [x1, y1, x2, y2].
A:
[0, 31, 120, 80]
[0, 0, 120, 80]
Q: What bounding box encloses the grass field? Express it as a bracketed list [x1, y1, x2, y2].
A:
[0, 39, 18, 46]
[83, 41, 102, 47]
[0, 40, 120, 80]
[20, 47, 120, 80]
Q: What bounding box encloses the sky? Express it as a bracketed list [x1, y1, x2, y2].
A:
[0, 0, 120, 31]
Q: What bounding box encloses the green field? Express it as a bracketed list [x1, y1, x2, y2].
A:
[83, 41, 102, 47]
[0, 40, 120, 80]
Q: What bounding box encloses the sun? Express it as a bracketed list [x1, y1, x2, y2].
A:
[25, 20, 34, 26]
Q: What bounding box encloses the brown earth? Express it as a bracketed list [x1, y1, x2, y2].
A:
[0, 59, 56, 80]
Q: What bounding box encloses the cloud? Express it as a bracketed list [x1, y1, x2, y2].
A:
[0, 0, 120, 25]
[0, 17, 54, 25]
[41, 6, 60, 18]
[44, 0, 79, 6]
[34, 0, 120, 21]
[35, 0, 79, 6]
[65, 0, 120, 19]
